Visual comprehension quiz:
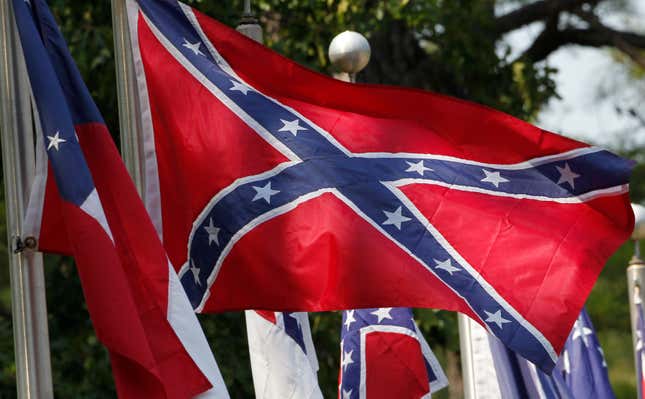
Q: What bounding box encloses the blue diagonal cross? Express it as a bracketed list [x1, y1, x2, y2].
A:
[139, 0, 633, 370]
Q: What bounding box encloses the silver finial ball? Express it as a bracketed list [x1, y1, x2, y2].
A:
[634, 203, 645, 241]
[328, 31, 371, 74]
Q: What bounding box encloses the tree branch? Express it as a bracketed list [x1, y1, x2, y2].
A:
[518, 16, 562, 62]
[494, 0, 598, 35]
[575, 9, 645, 68]
[520, 23, 645, 67]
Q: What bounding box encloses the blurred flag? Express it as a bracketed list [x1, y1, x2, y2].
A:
[245, 311, 322, 399]
[635, 291, 645, 399]
[339, 308, 447, 398]
[126, 0, 633, 371]
[467, 308, 614, 399]
[14, 0, 228, 397]
[558, 309, 614, 398]
[487, 330, 572, 398]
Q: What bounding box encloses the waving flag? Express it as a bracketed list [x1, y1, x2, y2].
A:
[126, 0, 633, 370]
[466, 316, 571, 398]
[339, 308, 447, 399]
[487, 333, 572, 398]
[245, 311, 322, 398]
[14, 0, 228, 397]
[466, 308, 614, 399]
[559, 309, 614, 398]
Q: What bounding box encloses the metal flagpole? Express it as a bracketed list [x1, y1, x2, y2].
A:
[458, 314, 476, 398]
[236, 0, 263, 43]
[628, 203, 645, 373]
[110, 0, 144, 191]
[0, 1, 53, 398]
[328, 28, 479, 398]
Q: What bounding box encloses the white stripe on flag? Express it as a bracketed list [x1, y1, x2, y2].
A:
[126, 0, 164, 240]
[167, 260, 230, 399]
[79, 189, 114, 242]
[245, 311, 323, 399]
[22, 116, 47, 239]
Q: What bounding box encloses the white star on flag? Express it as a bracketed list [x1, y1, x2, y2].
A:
[203, 217, 220, 246]
[371, 307, 393, 323]
[342, 389, 353, 399]
[47, 131, 67, 151]
[572, 320, 593, 347]
[252, 181, 280, 204]
[556, 162, 580, 189]
[341, 349, 354, 371]
[344, 310, 356, 331]
[484, 309, 511, 329]
[433, 258, 460, 275]
[182, 38, 204, 56]
[229, 79, 251, 95]
[278, 119, 307, 136]
[480, 169, 509, 188]
[382, 206, 411, 230]
[405, 160, 433, 176]
[189, 259, 201, 286]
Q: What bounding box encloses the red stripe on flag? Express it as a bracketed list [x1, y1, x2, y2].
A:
[56, 123, 213, 398]
[193, 9, 586, 163]
[400, 183, 632, 351]
[138, 17, 289, 269]
[364, 332, 429, 399]
[205, 192, 475, 319]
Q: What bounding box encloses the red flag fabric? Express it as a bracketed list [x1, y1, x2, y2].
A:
[128, 0, 633, 371]
[338, 308, 448, 398]
[14, 0, 228, 397]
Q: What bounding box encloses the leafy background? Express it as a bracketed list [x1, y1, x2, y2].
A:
[0, 0, 644, 397]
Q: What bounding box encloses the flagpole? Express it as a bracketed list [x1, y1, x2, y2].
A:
[628, 203, 645, 372]
[110, 0, 144, 192]
[236, 0, 262, 43]
[458, 315, 476, 398]
[327, 26, 474, 397]
[0, 1, 53, 398]
[327, 29, 476, 397]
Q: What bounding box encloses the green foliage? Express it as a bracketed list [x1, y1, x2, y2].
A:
[0, 1, 642, 398]
[583, 145, 645, 399]
[0, 160, 14, 399]
[45, 258, 116, 398]
[190, 0, 557, 120]
[48, 1, 118, 135]
[0, 318, 16, 398]
[309, 312, 342, 398]
[199, 313, 254, 396]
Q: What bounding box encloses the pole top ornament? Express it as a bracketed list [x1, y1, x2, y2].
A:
[328, 30, 371, 75]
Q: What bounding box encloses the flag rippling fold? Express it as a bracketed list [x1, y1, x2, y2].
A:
[245, 310, 323, 398]
[339, 308, 448, 399]
[127, 0, 633, 371]
[14, 0, 228, 397]
[466, 308, 614, 398]
[558, 309, 614, 398]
